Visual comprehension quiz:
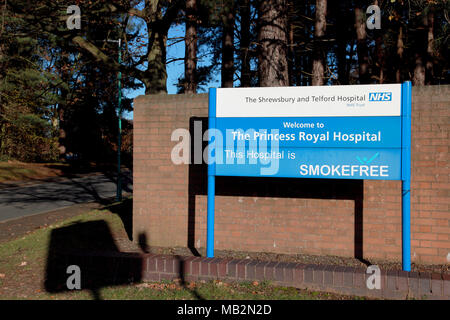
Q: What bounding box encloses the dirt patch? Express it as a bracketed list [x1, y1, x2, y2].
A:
[0, 160, 124, 187]
[0, 161, 66, 183]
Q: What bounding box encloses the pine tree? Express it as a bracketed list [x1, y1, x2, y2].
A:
[312, 0, 327, 86]
[184, 0, 198, 93]
[257, 0, 289, 86]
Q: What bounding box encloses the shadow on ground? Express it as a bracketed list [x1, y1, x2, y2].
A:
[44, 199, 204, 300]
[0, 170, 132, 210]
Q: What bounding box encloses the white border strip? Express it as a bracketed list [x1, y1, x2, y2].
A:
[216, 84, 401, 117]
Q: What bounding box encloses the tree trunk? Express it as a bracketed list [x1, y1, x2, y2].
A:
[57, 85, 68, 159]
[143, 21, 168, 94]
[140, 0, 167, 94]
[221, 1, 235, 88]
[395, 26, 404, 83]
[425, 11, 434, 84]
[257, 0, 289, 87]
[184, 0, 197, 93]
[413, 11, 431, 86]
[355, 4, 369, 84]
[57, 105, 66, 158]
[335, 1, 349, 85]
[0, 0, 5, 107]
[312, 0, 327, 86]
[413, 54, 425, 86]
[301, 1, 311, 86]
[288, 15, 294, 86]
[0, 45, 3, 107]
[239, 0, 251, 87]
[375, 25, 384, 84]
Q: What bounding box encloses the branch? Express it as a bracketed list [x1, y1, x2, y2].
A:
[106, 3, 147, 21]
[129, 8, 147, 20]
[166, 57, 185, 64]
[71, 36, 144, 83]
[162, 0, 184, 30]
[72, 36, 113, 65]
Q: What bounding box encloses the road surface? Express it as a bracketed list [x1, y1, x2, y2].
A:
[0, 172, 132, 223]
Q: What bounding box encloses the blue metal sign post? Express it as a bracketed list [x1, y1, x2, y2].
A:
[207, 88, 217, 258]
[206, 83, 412, 271]
[401, 81, 412, 271]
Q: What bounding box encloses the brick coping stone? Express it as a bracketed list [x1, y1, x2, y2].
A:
[60, 250, 450, 300]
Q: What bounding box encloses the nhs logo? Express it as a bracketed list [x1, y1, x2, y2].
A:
[368, 92, 392, 101]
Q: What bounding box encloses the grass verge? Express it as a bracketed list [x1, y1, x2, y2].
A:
[0, 204, 367, 300]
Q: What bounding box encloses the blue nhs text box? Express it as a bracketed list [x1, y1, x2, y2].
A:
[213, 116, 402, 180]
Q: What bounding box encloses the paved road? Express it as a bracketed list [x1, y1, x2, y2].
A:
[0, 172, 132, 222]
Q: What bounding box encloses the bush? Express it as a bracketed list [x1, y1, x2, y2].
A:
[0, 113, 59, 162]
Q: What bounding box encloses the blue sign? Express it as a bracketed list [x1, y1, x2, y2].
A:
[213, 115, 402, 180]
[205, 82, 412, 271]
[209, 83, 403, 180]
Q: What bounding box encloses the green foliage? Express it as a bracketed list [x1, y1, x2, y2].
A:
[0, 1, 139, 163]
[0, 10, 60, 162]
[0, 113, 59, 162]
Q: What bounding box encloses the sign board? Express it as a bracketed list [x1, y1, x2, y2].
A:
[206, 82, 412, 271]
[212, 84, 402, 180]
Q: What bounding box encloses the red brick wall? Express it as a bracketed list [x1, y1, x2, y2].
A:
[133, 86, 449, 265]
